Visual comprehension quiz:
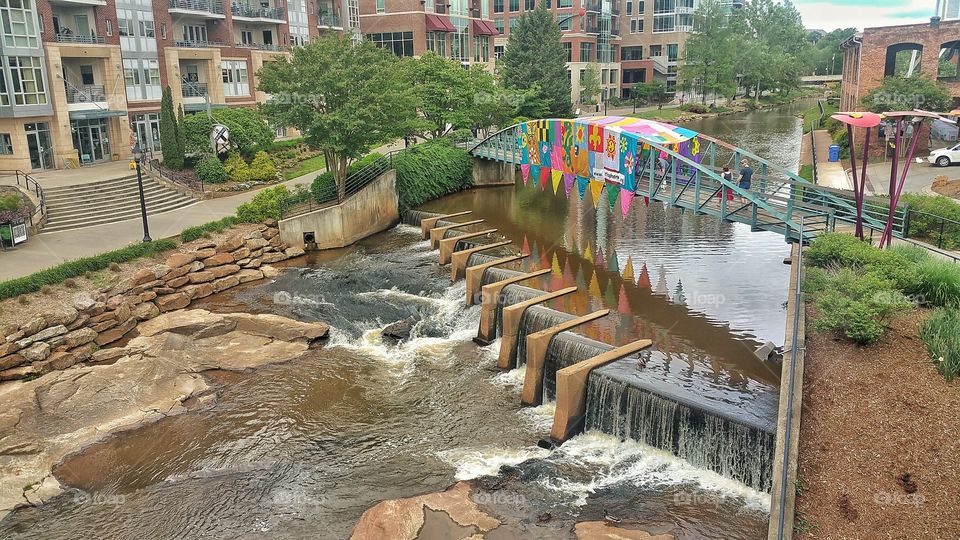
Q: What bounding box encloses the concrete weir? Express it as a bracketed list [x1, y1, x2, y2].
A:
[496, 287, 578, 370]
[465, 255, 527, 307]
[420, 210, 470, 239]
[550, 340, 654, 443]
[450, 241, 512, 280]
[430, 219, 484, 249]
[439, 229, 498, 265]
[520, 309, 610, 406]
[475, 269, 552, 344]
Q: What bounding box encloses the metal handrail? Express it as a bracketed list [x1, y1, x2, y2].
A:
[56, 34, 105, 44]
[231, 2, 285, 19]
[145, 158, 204, 193]
[169, 0, 225, 14]
[66, 84, 106, 103]
[0, 169, 46, 231]
[181, 82, 209, 97]
[173, 40, 226, 48]
[904, 208, 960, 250]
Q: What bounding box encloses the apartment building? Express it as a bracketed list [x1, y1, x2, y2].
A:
[0, 0, 358, 172]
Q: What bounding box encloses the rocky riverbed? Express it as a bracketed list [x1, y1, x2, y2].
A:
[0, 309, 328, 518]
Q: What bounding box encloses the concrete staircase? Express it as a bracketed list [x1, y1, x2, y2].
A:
[42, 175, 199, 233]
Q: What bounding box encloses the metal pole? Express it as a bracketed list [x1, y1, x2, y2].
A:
[135, 158, 152, 242]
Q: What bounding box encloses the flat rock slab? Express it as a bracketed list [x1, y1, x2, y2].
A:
[0, 310, 329, 518]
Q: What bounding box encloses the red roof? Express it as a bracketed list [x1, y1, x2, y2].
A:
[471, 19, 499, 36]
[425, 13, 456, 33]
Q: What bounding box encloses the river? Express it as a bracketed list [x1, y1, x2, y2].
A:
[0, 101, 811, 539]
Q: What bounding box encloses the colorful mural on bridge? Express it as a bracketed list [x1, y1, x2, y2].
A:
[516, 116, 703, 217]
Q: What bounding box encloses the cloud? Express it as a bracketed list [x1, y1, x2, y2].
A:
[793, 0, 940, 31]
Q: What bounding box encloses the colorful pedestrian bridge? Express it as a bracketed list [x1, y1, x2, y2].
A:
[469, 116, 907, 242]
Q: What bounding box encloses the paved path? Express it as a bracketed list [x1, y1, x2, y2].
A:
[861, 160, 956, 196]
[809, 130, 851, 190]
[0, 140, 408, 282]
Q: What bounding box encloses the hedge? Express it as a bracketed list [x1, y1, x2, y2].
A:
[0, 240, 177, 300]
[902, 194, 960, 250]
[393, 141, 473, 211]
[310, 152, 384, 203]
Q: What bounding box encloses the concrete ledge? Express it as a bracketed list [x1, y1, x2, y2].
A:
[520, 309, 610, 406]
[475, 269, 551, 344]
[496, 287, 578, 370]
[549, 339, 653, 443]
[465, 255, 526, 307]
[421, 210, 470, 239]
[768, 242, 806, 540]
[429, 219, 483, 249]
[439, 229, 498, 265]
[450, 241, 512, 281]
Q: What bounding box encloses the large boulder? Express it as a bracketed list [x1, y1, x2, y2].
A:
[224, 312, 329, 343]
[382, 317, 417, 341]
[155, 293, 190, 312]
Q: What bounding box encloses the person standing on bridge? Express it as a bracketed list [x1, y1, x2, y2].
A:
[738, 159, 754, 200]
[722, 166, 734, 201]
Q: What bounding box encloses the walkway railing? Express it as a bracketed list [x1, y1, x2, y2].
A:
[0, 169, 46, 231]
[903, 208, 960, 251]
[145, 158, 204, 193]
[469, 121, 909, 243]
[279, 152, 396, 219]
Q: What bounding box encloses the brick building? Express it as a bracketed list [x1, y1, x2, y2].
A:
[840, 19, 960, 111]
[0, 0, 356, 172]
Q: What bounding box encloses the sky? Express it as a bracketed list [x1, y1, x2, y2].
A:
[792, 0, 943, 31]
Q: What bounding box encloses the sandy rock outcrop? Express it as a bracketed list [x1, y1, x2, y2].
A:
[0, 309, 328, 518]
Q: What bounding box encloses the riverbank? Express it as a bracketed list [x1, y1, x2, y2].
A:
[0, 308, 328, 518]
[795, 308, 960, 538]
[625, 90, 825, 125]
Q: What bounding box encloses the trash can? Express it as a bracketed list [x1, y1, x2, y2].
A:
[828, 144, 840, 162]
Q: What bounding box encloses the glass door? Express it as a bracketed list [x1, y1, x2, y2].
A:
[25, 123, 53, 170]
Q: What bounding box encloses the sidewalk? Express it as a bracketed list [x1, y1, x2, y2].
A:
[0, 139, 408, 282]
[809, 130, 851, 191]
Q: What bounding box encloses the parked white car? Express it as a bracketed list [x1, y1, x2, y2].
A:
[929, 142, 960, 167]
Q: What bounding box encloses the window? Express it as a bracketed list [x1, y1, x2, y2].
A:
[558, 0, 572, 6]
[676, 13, 692, 29]
[123, 65, 140, 85]
[667, 43, 678, 62]
[0, 133, 11, 155]
[139, 19, 155, 38]
[601, 69, 607, 84]
[425, 0, 434, 11]
[610, 70, 617, 84]
[240, 30, 253, 45]
[221, 60, 249, 96]
[376, 0, 384, 13]
[0, 62, 7, 105]
[621, 46, 642, 60]
[509, 0, 518, 12]
[558, 16, 571, 30]
[427, 31, 446, 57]
[579, 68, 585, 82]
[494, 18, 503, 33]
[508, 18, 518, 31]
[494, 44, 504, 59]
[653, 0, 673, 13]
[524, 0, 534, 10]
[147, 60, 160, 85]
[623, 68, 646, 84]
[105, 19, 112, 36]
[580, 42, 592, 62]
[494, 0, 503, 13]
[118, 15, 131, 36]
[0, 0, 39, 48]
[563, 42, 571, 62]
[160, 23, 166, 39]
[652, 14, 673, 32]
[183, 24, 207, 43]
[626, 0, 632, 14]
[365, 31, 414, 57]
[80, 65, 94, 85]
[7, 56, 46, 106]
[637, 1, 644, 12]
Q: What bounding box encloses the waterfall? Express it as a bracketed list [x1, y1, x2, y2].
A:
[401, 209, 440, 227]
[584, 374, 776, 492]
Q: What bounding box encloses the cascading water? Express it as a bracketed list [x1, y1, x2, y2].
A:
[400, 209, 439, 227]
[584, 372, 776, 492]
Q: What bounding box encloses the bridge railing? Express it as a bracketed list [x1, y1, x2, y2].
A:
[279, 152, 396, 219]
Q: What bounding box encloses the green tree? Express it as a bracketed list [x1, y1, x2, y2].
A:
[680, 0, 738, 104]
[182, 107, 276, 157]
[735, 0, 809, 101]
[159, 86, 184, 169]
[258, 36, 416, 199]
[498, 6, 572, 117]
[861, 76, 952, 113]
[580, 64, 600, 105]
[632, 80, 668, 109]
[807, 28, 856, 75]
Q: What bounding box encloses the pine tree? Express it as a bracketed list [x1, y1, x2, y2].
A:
[159, 87, 184, 169]
[498, 6, 572, 118]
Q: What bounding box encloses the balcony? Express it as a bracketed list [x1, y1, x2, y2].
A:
[49, 0, 106, 5]
[317, 12, 342, 28]
[231, 2, 286, 22]
[56, 34, 105, 44]
[169, 0, 226, 17]
[236, 42, 287, 52]
[173, 39, 225, 48]
[66, 84, 106, 104]
[182, 82, 209, 98]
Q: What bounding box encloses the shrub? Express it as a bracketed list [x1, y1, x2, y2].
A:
[310, 152, 385, 203]
[0, 240, 176, 300]
[805, 232, 875, 267]
[0, 194, 19, 212]
[902, 194, 960, 250]
[680, 103, 709, 114]
[921, 307, 960, 381]
[394, 141, 473, 211]
[195, 156, 228, 184]
[911, 258, 960, 307]
[247, 151, 278, 182]
[181, 107, 276, 157]
[810, 269, 911, 345]
[236, 185, 290, 223]
[224, 152, 251, 182]
[180, 216, 242, 242]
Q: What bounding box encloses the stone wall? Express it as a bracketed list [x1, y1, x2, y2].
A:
[0, 220, 304, 382]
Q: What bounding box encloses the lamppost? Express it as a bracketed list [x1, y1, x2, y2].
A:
[132, 144, 152, 243]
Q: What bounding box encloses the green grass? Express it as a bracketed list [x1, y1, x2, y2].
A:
[798, 164, 813, 182]
[0, 240, 177, 300]
[629, 107, 686, 122]
[180, 216, 243, 243]
[283, 154, 326, 181]
[920, 307, 960, 381]
[912, 258, 960, 307]
[801, 101, 838, 133]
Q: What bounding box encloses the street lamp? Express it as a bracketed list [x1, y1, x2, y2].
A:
[132, 144, 152, 243]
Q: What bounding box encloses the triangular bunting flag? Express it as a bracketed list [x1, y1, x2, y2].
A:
[622, 257, 635, 284]
[520, 164, 530, 184]
[577, 176, 589, 199]
[595, 246, 605, 267]
[589, 179, 604, 209]
[620, 189, 635, 218]
[551, 169, 563, 194]
[530, 165, 541, 187]
[563, 173, 575, 197]
[606, 184, 618, 210]
[539, 167, 551, 191]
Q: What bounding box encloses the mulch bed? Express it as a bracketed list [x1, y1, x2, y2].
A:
[795, 307, 960, 539]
